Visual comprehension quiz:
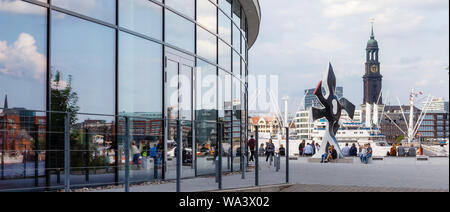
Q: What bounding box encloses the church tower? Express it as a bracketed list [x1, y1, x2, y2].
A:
[363, 25, 383, 104]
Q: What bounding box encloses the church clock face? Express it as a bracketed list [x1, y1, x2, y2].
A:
[371, 65, 378, 73]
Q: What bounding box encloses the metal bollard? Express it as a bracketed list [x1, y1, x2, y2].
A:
[64, 112, 71, 192]
[176, 120, 182, 192]
[124, 117, 130, 192]
[255, 126, 259, 186]
[218, 123, 223, 190]
[286, 127, 290, 183]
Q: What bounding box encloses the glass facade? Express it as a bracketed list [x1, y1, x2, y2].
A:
[0, 0, 253, 191]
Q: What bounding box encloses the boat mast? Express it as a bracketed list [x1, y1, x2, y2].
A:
[407, 89, 415, 144]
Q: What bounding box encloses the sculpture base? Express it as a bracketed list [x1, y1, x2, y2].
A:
[311, 129, 345, 159]
[307, 158, 354, 164]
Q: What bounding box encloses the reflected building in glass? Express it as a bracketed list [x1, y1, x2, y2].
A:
[0, 0, 261, 191]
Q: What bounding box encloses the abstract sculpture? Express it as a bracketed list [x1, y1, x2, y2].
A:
[311, 63, 356, 159]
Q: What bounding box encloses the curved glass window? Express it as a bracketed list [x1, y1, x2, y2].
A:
[165, 10, 195, 53]
[233, 51, 240, 75]
[197, 0, 217, 33]
[218, 0, 231, 17]
[0, 1, 47, 111]
[165, 0, 195, 19]
[52, 0, 116, 24]
[233, 25, 240, 51]
[118, 32, 162, 116]
[195, 60, 217, 175]
[218, 40, 231, 72]
[218, 11, 231, 44]
[51, 12, 115, 115]
[197, 26, 217, 64]
[119, 0, 162, 40]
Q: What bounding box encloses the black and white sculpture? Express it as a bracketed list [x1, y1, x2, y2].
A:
[311, 63, 356, 159]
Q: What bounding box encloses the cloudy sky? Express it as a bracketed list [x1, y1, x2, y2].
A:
[249, 0, 449, 113]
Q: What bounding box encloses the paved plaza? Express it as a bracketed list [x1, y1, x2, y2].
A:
[95, 157, 449, 192]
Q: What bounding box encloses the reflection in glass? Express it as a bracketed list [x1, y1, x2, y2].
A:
[233, 51, 241, 75]
[218, 70, 232, 171]
[50, 11, 115, 186]
[197, 0, 217, 33]
[165, 0, 195, 19]
[218, 0, 232, 17]
[119, 0, 162, 40]
[219, 40, 231, 72]
[218, 11, 231, 44]
[119, 31, 162, 117]
[232, 76, 241, 170]
[233, 25, 240, 51]
[165, 10, 195, 53]
[52, 0, 116, 24]
[196, 60, 217, 176]
[0, 0, 47, 190]
[197, 26, 217, 63]
[52, 11, 115, 115]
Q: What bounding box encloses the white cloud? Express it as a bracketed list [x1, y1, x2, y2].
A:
[0, 0, 46, 15]
[0, 33, 46, 82]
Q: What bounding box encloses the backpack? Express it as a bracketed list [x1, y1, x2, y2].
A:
[150, 147, 157, 157]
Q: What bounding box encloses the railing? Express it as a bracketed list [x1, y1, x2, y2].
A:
[1, 108, 291, 192]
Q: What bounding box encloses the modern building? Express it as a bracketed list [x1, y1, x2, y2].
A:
[424, 98, 449, 113]
[304, 87, 343, 110]
[0, 0, 261, 191]
[293, 109, 362, 140]
[380, 106, 449, 143]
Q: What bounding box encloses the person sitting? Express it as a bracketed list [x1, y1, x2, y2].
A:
[342, 143, 350, 157]
[304, 143, 314, 157]
[359, 144, 367, 163]
[397, 144, 406, 157]
[416, 145, 424, 156]
[327, 145, 338, 162]
[389, 144, 397, 157]
[349, 143, 358, 157]
[321, 146, 333, 163]
[407, 144, 416, 157]
[362, 144, 373, 164]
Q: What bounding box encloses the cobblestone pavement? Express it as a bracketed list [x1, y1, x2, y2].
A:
[96, 157, 449, 192]
[281, 184, 449, 192]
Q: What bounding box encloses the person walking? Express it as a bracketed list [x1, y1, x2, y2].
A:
[311, 141, 316, 155]
[248, 135, 256, 162]
[259, 143, 265, 157]
[131, 141, 140, 169]
[299, 140, 306, 157]
[265, 139, 275, 167]
[279, 144, 286, 157]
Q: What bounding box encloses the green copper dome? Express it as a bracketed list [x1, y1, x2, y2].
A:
[367, 25, 378, 49]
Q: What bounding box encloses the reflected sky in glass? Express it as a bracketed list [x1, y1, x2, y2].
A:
[197, 26, 217, 64]
[119, 32, 162, 116]
[197, 0, 217, 33]
[165, 10, 195, 53]
[0, 1, 46, 110]
[51, 11, 115, 116]
[52, 0, 116, 24]
[165, 0, 195, 19]
[119, 0, 162, 40]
